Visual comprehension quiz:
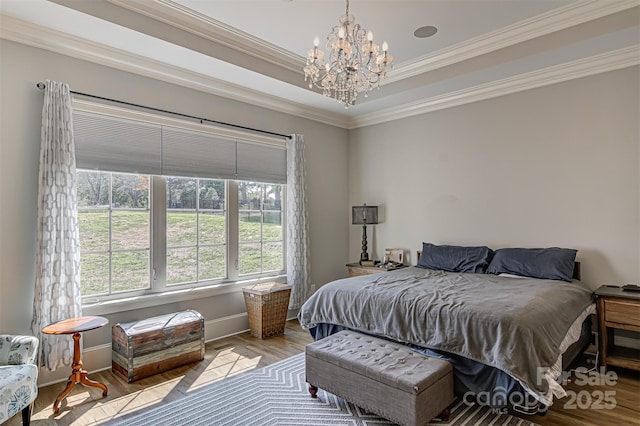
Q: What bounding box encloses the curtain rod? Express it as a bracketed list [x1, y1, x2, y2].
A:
[35, 82, 291, 139]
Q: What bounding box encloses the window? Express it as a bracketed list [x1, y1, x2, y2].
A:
[73, 102, 287, 302]
[166, 177, 226, 285]
[77, 171, 151, 296]
[77, 171, 285, 299]
[238, 182, 284, 275]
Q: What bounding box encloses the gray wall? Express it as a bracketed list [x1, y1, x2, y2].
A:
[348, 67, 640, 290]
[0, 39, 349, 379]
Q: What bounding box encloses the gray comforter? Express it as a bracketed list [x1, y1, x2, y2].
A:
[298, 267, 593, 402]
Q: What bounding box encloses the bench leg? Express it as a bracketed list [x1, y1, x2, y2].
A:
[436, 408, 451, 421]
[308, 384, 318, 398]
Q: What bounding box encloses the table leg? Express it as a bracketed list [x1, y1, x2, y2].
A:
[597, 297, 608, 371]
[52, 332, 108, 415]
[52, 380, 75, 415]
[79, 373, 108, 395]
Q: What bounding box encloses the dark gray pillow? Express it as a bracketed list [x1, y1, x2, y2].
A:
[486, 247, 577, 282]
[417, 242, 494, 273]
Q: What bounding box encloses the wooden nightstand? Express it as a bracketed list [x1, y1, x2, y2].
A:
[594, 285, 640, 372]
[346, 263, 406, 277]
[346, 262, 384, 277]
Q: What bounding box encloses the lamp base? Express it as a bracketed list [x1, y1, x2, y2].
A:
[359, 224, 369, 264]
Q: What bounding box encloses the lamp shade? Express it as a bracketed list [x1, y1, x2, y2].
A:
[352, 205, 378, 225]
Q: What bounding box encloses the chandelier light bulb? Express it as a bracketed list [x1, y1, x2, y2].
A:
[302, 0, 393, 107]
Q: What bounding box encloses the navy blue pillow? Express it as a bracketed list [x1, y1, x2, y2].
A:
[417, 242, 494, 273]
[486, 247, 577, 282]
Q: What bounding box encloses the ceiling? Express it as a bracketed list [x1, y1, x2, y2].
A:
[1, 0, 638, 128]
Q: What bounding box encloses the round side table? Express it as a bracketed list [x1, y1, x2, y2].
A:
[42, 316, 109, 414]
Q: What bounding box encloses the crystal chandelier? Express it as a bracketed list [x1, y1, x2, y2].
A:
[303, 0, 393, 108]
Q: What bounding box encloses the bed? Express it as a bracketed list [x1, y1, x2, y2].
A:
[298, 244, 595, 413]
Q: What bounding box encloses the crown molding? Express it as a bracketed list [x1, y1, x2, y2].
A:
[108, 0, 639, 86]
[0, 14, 349, 129]
[1, 12, 636, 131]
[106, 0, 303, 73]
[350, 46, 640, 129]
[387, 0, 640, 83]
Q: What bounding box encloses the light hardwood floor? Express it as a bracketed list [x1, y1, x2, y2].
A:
[9, 320, 639, 426]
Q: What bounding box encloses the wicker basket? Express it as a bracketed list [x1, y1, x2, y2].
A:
[242, 282, 292, 339]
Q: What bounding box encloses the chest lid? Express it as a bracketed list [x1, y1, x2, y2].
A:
[116, 309, 203, 336]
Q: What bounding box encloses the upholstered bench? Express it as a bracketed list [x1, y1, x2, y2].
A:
[305, 330, 453, 426]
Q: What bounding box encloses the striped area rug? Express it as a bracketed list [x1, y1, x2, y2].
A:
[109, 353, 540, 426]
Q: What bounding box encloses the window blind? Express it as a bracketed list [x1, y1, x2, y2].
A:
[236, 139, 286, 183]
[161, 126, 237, 180]
[74, 111, 162, 175]
[73, 110, 287, 183]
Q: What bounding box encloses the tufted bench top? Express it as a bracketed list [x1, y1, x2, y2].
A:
[306, 330, 451, 394]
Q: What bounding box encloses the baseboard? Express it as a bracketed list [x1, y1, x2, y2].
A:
[38, 343, 113, 387]
[204, 312, 249, 342]
[37, 312, 300, 387]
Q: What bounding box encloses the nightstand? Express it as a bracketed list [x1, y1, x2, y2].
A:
[346, 262, 383, 277]
[594, 285, 640, 372]
[346, 263, 406, 278]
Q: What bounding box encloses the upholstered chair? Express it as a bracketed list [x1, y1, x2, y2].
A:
[0, 335, 39, 425]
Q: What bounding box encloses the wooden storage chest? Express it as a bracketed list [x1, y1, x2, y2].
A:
[112, 309, 205, 382]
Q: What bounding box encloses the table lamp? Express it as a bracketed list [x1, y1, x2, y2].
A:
[352, 204, 378, 263]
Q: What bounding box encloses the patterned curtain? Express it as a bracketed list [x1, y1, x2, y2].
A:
[286, 134, 311, 309]
[31, 80, 82, 371]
